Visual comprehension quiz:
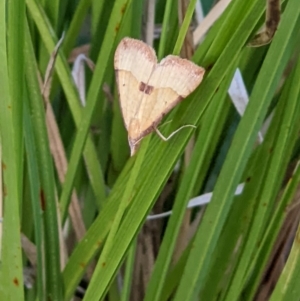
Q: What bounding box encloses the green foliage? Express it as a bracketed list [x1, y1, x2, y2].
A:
[0, 0, 300, 300]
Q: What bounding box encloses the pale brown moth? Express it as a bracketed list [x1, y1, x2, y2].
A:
[114, 37, 205, 156]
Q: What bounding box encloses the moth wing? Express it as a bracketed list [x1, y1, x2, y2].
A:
[136, 55, 205, 134]
[114, 37, 157, 129]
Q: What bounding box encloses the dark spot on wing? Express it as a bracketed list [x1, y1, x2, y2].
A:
[139, 82, 154, 95]
[145, 85, 154, 95]
[139, 81, 146, 92]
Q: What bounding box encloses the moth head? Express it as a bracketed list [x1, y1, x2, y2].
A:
[128, 118, 142, 156]
[129, 138, 140, 156]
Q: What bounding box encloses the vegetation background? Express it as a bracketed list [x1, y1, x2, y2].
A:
[0, 0, 300, 300]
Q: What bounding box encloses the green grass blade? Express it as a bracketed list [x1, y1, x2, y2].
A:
[7, 0, 25, 205]
[173, 0, 198, 55]
[224, 36, 300, 301]
[82, 136, 151, 300]
[120, 239, 137, 301]
[157, 0, 177, 59]
[268, 165, 300, 301]
[63, 0, 92, 56]
[144, 63, 236, 301]
[23, 97, 46, 301]
[0, 1, 24, 299]
[59, 0, 133, 220]
[43, 0, 60, 31]
[173, 0, 300, 300]
[26, 0, 106, 210]
[25, 24, 63, 301]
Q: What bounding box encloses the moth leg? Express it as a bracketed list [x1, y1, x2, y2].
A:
[154, 125, 196, 142]
[248, 0, 281, 47]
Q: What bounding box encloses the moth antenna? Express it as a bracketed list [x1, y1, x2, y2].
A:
[159, 119, 173, 127]
[154, 125, 196, 142]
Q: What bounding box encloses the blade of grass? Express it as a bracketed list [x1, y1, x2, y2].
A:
[23, 96, 46, 301]
[62, 160, 137, 299]
[120, 238, 137, 301]
[63, 0, 92, 56]
[59, 0, 133, 220]
[201, 48, 299, 300]
[26, 0, 106, 210]
[82, 135, 151, 301]
[245, 157, 300, 300]
[0, 1, 24, 300]
[240, 50, 300, 301]
[268, 167, 300, 301]
[25, 23, 63, 301]
[200, 100, 280, 300]
[223, 10, 300, 301]
[200, 56, 292, 299]
[43, 0, 60, 32]
[173, 0, 198, 55]
[173, 0, 300, 299]
[144, 63, 236, 301]
[157, 0, 176, 59]
[7, 0, 25, 207]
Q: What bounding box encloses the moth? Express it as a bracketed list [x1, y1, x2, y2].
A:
[114, 37, 205, 156]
